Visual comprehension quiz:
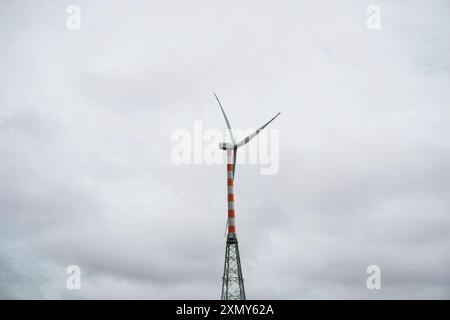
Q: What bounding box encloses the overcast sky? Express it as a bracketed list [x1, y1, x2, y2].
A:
[1, 0, 449, 299]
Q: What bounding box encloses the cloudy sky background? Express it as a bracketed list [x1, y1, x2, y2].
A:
[1, 0, 449, 299]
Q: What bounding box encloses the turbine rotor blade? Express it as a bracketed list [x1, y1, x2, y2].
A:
[232, 148, 237, 178]
[214, 92, 235, 145]
[236, 112, 281, 147]
[224, 218, 228, 237]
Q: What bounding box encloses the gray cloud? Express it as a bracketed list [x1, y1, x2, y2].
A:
[0, 0, 449, 299]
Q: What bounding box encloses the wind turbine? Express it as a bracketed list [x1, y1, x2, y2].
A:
[214, 92, 280, 300]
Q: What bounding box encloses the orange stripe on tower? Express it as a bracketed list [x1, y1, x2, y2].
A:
[227, 178, 233, 186]
[228, 194, 234, 201]
[228, 225, 236, 233]
[228, 209, 235, 217]
[227, 164, 233, 171]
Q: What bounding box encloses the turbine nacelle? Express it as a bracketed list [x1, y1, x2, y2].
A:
[219, 142, 234, 150]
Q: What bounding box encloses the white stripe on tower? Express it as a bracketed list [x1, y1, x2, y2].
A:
[226, 149, 236, 236]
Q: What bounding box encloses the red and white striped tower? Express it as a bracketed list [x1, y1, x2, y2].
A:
[226, 149, 236, 237]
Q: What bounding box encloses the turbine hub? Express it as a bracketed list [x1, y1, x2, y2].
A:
[219, 142, 233, 150]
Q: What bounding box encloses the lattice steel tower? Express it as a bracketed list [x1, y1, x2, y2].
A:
[221, 235, 246, 300]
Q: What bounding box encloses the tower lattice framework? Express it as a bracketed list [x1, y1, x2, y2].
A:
[221, 235, 246, 300]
